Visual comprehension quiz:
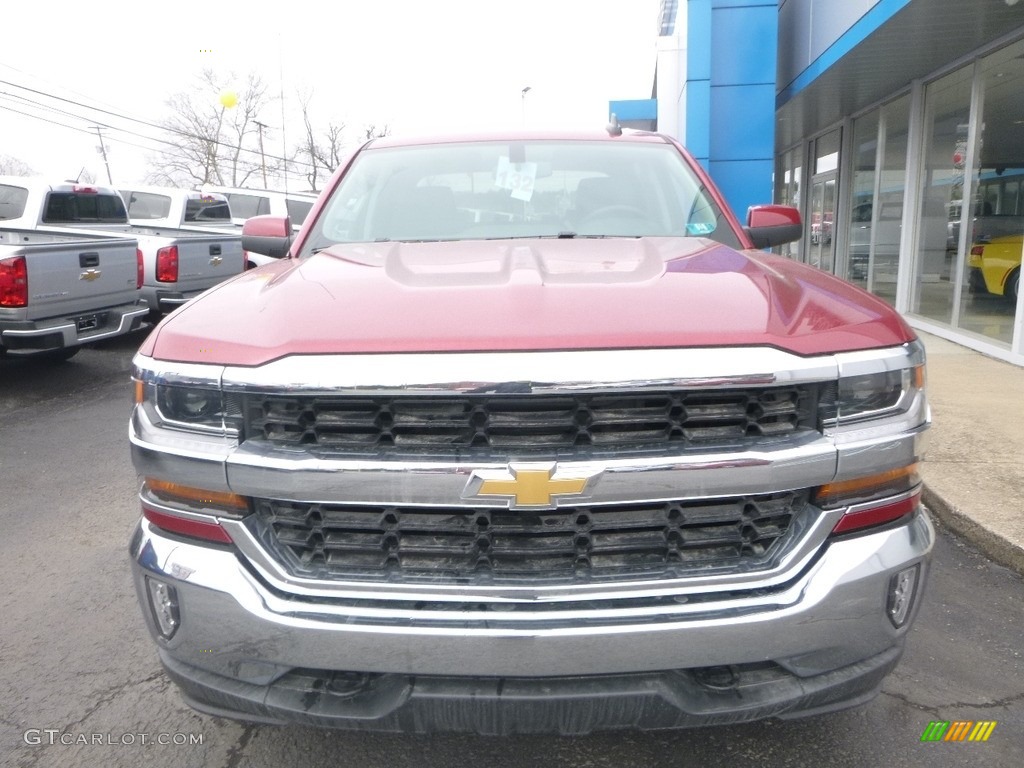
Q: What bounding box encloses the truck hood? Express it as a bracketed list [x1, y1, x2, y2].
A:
[142, 237, 914, 366]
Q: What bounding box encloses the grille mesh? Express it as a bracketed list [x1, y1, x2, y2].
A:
[243, 387, 819, 457]
[252, 492, 805, 584]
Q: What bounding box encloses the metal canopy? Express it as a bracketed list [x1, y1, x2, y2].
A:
[776, 0, 1024, 155]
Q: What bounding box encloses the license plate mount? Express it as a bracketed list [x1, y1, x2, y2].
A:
[76, 315, 100, 332]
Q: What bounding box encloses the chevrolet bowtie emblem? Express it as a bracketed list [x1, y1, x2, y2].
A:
[209, 255, 223, 266]
[467, 464, 597, 509]
[79, 269, 101, 282]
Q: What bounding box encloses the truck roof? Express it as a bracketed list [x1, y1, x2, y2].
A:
[365, 129, 671, 150]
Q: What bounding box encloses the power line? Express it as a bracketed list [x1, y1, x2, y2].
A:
[0, 78, 318, 171]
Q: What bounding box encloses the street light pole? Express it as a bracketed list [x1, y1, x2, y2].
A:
[521, 86, 532, 128]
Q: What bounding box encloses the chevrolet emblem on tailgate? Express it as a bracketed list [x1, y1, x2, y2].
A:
[79, 269, 101, 281]
[466, 463, 598, 508]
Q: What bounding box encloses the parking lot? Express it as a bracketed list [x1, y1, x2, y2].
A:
[0, 332, 1020, 767]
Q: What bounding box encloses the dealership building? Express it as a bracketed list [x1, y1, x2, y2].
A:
[634, 0, 1024, 366]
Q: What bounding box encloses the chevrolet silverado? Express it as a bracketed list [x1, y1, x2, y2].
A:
[129, 129, 933, 734]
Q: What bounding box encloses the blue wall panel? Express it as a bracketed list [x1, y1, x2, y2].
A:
[687, 0, 713, 81]
[709, 83, 776, 161]
[685, 0, 777, 218]
[685, 80, 712, 165]
[609, 99, 658, 121]
[710, 4, 778, 86]
[709, 158, 775, 220]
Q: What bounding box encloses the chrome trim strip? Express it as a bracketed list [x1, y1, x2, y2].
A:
[225, 505, 842, 601]
[833, 339, 924, 377]
[2, 322, 75, 339]
[132, 355, 225, 388]
[223, 431, 838, 506]
[834, 426, 929, 481]
[217, 347, 841, 394]
[130, 408, 235, 492]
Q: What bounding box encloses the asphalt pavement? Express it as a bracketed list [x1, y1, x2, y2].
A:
[916, 330, 1024, 574]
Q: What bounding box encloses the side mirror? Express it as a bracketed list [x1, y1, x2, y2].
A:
[745, 205, 802, 249]
[241, 215, 293, 258]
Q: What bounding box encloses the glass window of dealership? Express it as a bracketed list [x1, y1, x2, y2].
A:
[776, 34, 1024, 365]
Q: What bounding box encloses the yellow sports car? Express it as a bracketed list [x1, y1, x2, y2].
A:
[969, 234, 1021, 302]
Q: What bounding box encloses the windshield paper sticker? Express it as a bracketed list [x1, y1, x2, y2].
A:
[495, 157, 537, 202]
[686, 222, 715, 235]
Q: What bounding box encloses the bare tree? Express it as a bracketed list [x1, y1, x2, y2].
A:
[146, 69, 287, 188]
[362, 124, 390, 141]
[294, 91, 346, 192]
[0, 154, 35, 176]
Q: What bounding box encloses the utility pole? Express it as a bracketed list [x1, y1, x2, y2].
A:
[254, 120, 268, 187]
[92, 126, 113, 184]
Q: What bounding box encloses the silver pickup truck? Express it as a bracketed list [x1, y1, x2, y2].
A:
[121, 185, 315, 269]
[0, 227, 148, 361]
[120, 186, 270, 270]
[119, 187, 234, 230]
[0, 177, 245, 317]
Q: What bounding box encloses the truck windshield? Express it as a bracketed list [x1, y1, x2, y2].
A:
[301, 140, 740, 254]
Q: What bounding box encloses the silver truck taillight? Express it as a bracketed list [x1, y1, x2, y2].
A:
[136, 248, 144, 289]
[0, 255, 28, 308]
[156, 245, 179, 283]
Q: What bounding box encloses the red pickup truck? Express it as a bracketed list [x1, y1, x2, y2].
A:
[129, 129, 932, 734]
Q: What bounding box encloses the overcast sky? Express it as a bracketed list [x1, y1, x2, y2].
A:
[1, 0, 660, 186]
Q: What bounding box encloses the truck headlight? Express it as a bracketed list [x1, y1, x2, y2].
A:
[822, 339, 927, 427]
[133, 370, 242, 436]
[158, 386, 222, 424]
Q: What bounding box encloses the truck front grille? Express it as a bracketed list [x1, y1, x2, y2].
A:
[250, 492, 806, 584]
[242, 387, 820, 457]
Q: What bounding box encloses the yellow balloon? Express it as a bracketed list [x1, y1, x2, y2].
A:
[219, 90, 238, 109]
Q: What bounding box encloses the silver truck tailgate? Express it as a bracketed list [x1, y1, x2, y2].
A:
[0, 229, 139, 321]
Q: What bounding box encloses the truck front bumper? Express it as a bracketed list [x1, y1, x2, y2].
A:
[130, 508, 933, 733]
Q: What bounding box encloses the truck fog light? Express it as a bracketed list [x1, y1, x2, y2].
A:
[887, 565, 920, 628]
[146, 577, 181, 639]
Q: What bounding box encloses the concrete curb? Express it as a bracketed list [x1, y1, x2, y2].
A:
[923, 484, 1024, 576]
